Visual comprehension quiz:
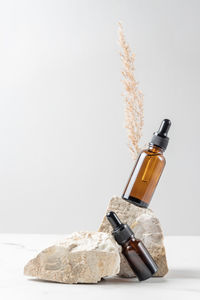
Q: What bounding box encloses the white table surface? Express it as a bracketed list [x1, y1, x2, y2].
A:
[0, 234, 199, 300]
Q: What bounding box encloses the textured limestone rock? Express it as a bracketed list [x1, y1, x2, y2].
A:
[24, 231, 120, 283]
[98, 196, 168, 277]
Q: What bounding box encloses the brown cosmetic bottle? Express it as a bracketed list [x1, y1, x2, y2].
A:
[107, 211, 158, 281]
[122, 119, 171, 208]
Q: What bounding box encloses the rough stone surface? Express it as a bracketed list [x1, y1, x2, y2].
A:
[98, 196, 168, 277]
[24, 231, 120, 284]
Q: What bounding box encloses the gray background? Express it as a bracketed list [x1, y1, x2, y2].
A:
[0, 0, 199, 235]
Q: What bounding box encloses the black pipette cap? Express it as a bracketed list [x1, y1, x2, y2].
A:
[106, 211, 134, 245]
[150, 119, 171, 150]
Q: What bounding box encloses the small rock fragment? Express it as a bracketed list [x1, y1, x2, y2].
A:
[24, 231, 120, 283]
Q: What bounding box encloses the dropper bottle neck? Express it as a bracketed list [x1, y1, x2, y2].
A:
[148, 144, 164, 154]
[107, 211, 134, 245]
[150, 119, 171, 151]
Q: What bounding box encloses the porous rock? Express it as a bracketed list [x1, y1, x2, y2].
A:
[24, 231, 120, 283]
[98, 196, 168, 277]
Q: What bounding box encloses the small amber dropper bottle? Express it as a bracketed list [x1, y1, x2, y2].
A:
[107, 211, 158, 281]
[122, 119, 171, 208]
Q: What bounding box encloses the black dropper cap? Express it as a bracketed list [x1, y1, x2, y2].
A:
[106, 211, 134, 245]
[150, 119, 171, 150]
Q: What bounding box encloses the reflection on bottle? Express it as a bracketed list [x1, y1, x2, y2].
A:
[142, 157, 157, 182]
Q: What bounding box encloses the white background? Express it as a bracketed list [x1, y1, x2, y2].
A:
[0, 0, 199, 235]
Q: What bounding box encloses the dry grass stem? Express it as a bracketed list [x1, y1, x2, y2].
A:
[119, 22, 144, 160]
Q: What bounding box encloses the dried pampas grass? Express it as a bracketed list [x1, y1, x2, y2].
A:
[119, 22, 144, 160]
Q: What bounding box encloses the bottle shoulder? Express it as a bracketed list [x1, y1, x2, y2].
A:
[137, 149, 166, 166]
[141, 148, 165, 158]
[122, 238, 141, 252]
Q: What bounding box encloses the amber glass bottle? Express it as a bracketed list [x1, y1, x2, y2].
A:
[107, 211, 158, 281]
[122, 119, 171, 208]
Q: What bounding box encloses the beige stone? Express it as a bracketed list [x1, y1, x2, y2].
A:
[24, 231, 120, 283]
[98, 196, 168, 277]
